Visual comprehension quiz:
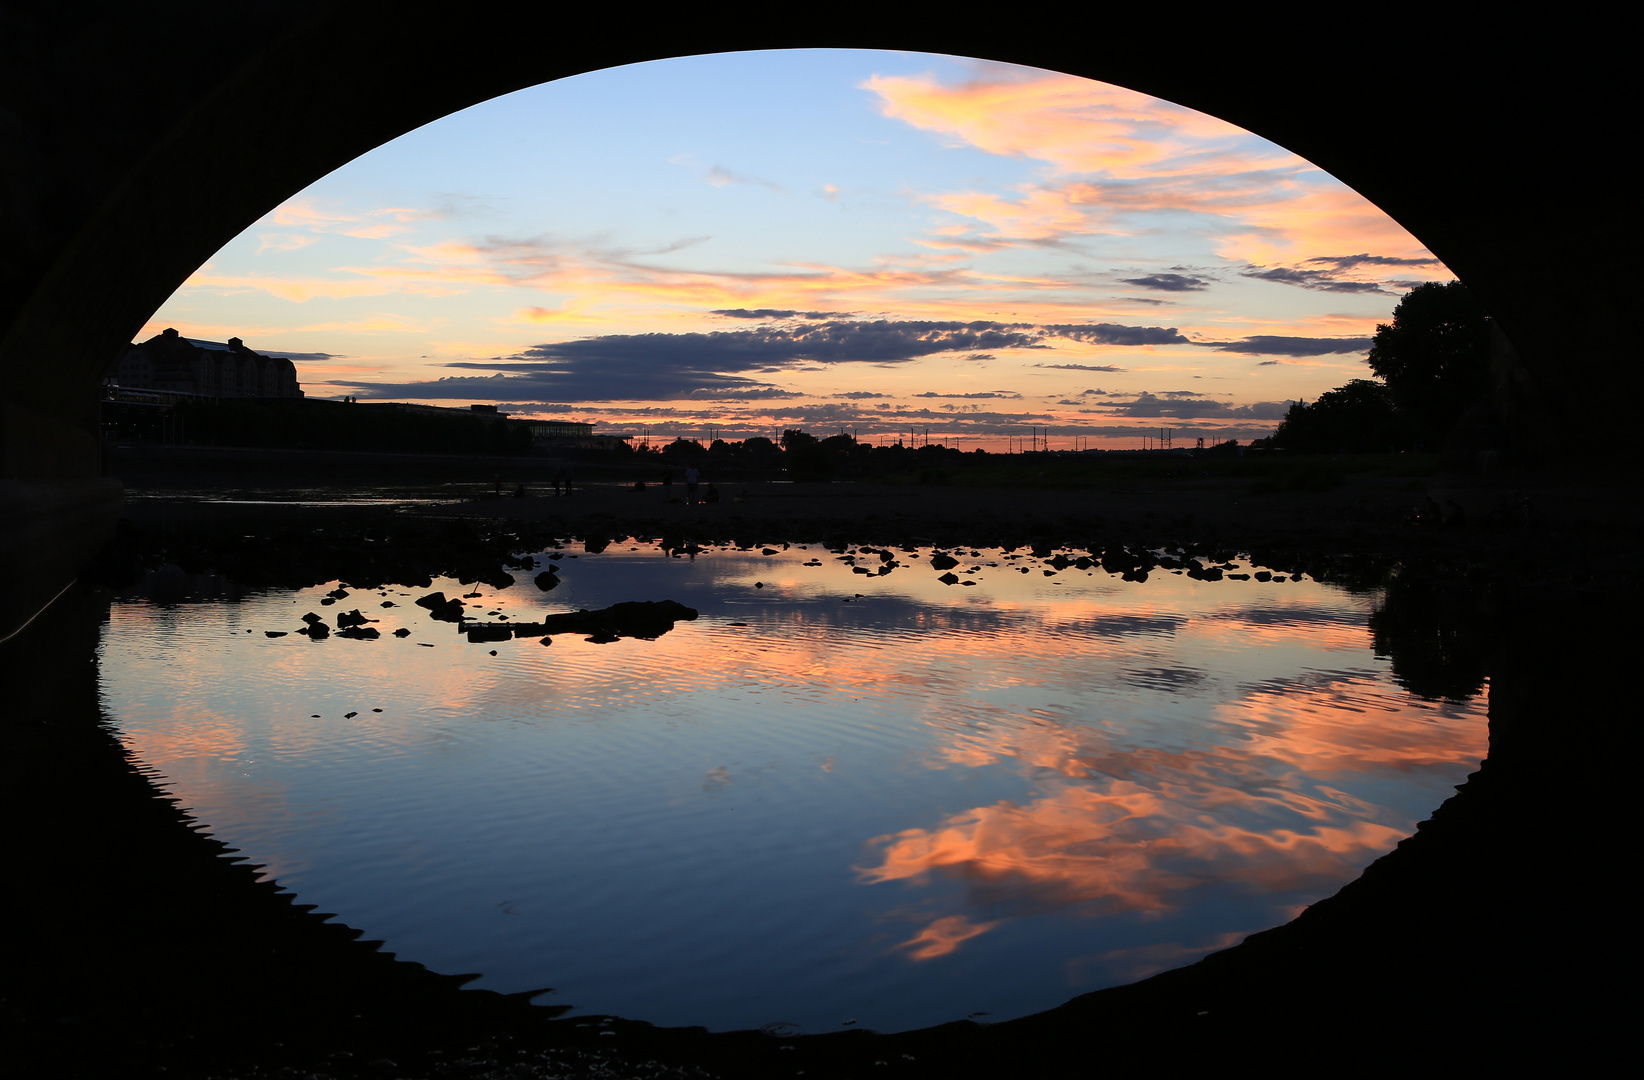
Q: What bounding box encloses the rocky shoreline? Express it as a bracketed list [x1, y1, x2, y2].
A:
[95, 467, 1638, 599]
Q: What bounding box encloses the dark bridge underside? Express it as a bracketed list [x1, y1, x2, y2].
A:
[0, 5, 1628, 482]
[0, 5, 1630, 1074]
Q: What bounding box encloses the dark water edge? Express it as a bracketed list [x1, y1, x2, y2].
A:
[3, 489, 1633, 1078]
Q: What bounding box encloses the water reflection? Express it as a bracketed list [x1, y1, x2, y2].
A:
[98, 543, 1487, 1034]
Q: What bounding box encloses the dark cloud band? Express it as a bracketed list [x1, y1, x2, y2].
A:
[1119, 273, 1209, 292]
[337, 317, 1189, 403]
[1198, 335, 1373, 357]
[1242, 266, 1387, 293]
[1084, 391, 1290, 420]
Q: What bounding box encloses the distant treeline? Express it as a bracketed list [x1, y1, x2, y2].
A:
[159, 398, 536, 456]
[639, 431, 980, 483]
[632, 429, 1424, 490]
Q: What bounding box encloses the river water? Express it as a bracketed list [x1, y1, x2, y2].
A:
[98, 542, 1487, 1034]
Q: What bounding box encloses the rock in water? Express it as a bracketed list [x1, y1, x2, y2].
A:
[929, 553, 959, 570]
[534, 570, 560, 592]
[937, 572, 960, 585]
[530, 600, 699, 642]
[414, 592, 467, 622]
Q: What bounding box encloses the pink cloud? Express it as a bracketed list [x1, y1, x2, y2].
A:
[866, 65, 1444, 269]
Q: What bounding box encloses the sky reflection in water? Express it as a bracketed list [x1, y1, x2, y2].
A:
[98, 544, 1487, 1033]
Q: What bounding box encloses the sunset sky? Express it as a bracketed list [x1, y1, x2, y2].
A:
[142, 50, 1452, 449]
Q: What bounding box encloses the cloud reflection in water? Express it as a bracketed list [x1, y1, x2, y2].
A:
[99, 544, 1487, 1033]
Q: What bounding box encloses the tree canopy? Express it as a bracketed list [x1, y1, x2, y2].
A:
[1272, 281, 1491, 452]
[1272, 379, 1410, 454]
[1366, 280, 1491, 443]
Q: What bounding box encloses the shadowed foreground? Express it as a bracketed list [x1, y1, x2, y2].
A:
[1, 482, 1629, 1078]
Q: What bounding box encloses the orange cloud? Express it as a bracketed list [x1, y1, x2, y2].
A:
[270, 199, 359, 229]
[866, 66, 1443, 270]
[270, 198, 427, 233]
[864, 69, 1274, 179]
[256, 232, 319, 255]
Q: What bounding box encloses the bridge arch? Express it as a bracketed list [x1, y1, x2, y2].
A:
[0, 12, 1627, 1068]
[2, 9, 1621, 478]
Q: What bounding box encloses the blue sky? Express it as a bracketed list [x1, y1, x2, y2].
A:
[143, 50, 1449, 448]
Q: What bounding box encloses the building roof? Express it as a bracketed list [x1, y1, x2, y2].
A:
[181, 337, 290, 361]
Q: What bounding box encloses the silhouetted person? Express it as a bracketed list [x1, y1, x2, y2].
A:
[552, 468, 565, 496]
[704, 482, 720, 504]
[662, 468, 673, 488]
[685, 465, 700, 504]
[563, 466, 574, 495]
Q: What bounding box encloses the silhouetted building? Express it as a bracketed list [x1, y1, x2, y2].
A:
[350, 402, 619, 449]
[523, 419, 594, 440]
[111, 328, 302, 398]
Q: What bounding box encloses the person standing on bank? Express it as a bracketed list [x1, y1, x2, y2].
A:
[684, 465, 700, 504]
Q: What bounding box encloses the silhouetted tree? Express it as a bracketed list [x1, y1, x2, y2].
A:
[1367, 281, 1491, 445]
[661, 437, 706, 460]
[1272, 379, 1412, 453]
[781, 429, 833, 480]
